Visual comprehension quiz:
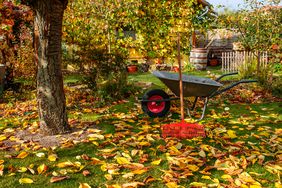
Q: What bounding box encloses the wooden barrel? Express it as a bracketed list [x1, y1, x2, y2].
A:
[190, 48, 207, 70]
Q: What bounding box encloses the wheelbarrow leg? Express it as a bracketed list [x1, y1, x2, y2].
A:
[187, 97, 209, 121]
[191, 97, 198, 110]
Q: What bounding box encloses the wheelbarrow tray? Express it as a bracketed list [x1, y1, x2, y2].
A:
[153, 71, 223, 97]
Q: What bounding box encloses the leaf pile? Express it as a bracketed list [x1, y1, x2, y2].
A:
[0, 83, 281, 187]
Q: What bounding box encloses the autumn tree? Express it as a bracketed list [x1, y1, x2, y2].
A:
[22, 0, 70, 135]
[220, 0, 281, 72]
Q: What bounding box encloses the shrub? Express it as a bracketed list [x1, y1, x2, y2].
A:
[84, 50, 138, 104]
[271, 77, 282, 97]
[238, 56, 257, 79]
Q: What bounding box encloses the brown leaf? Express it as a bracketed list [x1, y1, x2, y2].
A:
[50, 176, 70, 183]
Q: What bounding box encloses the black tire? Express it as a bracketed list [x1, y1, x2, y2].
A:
[141, 89, 170, 118]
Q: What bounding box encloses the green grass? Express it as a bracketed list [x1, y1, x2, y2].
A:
[0, 67, 281, 187]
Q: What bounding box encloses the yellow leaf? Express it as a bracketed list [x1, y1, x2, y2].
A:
[138, 141, 151, 147]
[104, 174, 113, 180]
[227, 130, 237, 139]
[79, 183, 92, 188]
[151, 159, 162, 165]
[18, 167, 28, 173]
[0, 135, 7, 141]
[275, 182, 282, 188]
[132, 169, 147, 175]
[37, 164, 48, 174]
[221, 174, 232, 180]
[250, 184, 262, 188]
[187, 164, 199, 172]
[16, 151, 29, 159]
[190, 182, 206, 187]
[48, 154, 58, 162]
[0, 160, 4, 165]
[57, 161, 74, 168]
[166, 182, 178, 188]
[116, 157, 130, 165]
[202, 175, 211, 180]
[19, 178, 33, 184]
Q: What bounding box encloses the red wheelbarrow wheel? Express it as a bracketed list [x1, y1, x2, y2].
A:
[141, 89, 170, 117]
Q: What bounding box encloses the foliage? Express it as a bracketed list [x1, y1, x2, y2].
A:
[0, 1, 34, 78]
[83, 49, 138, 104]
[273, 63, 282, 72]
[219, 0, 281, 52]
[238, 56, 258, 79]
[271, 76, 282, 96]
[63, 0, 216, 69]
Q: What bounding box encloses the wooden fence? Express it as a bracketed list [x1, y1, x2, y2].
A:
[222, 51, 268, 72]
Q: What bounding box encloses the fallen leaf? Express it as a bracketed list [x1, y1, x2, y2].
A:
[0, 135, 7, 141]
[48, 154, 58, 162]
[37, 164, 48, 174]
[50, 176, 70, 183]
[82, 170, 90, 176]
[166, 182, 178, 188]
[18, 167, 28, 173]
[116, 157, 130, 165]
[16, 151, 29, 159]
[221, 174, 233, 180]
[104, 174, 113, 180]
[0, 165, 4, 176]
[79, 183, 92, 188]
[57, 161, 74, 168]
[36, 153, 45, 158]
[190, 182, 206, 187]
[198, 150, 206, 158]
[19, 178, 33, 184]
[227, 130, 237, 139]
[151, 159, 162, 165]
[122, 182, 144, 188]
[187, 164, 199, 172]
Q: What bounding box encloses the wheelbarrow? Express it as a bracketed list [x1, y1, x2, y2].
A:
[141, 71, 257, 120]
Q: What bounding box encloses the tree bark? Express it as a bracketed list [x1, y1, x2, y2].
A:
[33, 0, 70, 135]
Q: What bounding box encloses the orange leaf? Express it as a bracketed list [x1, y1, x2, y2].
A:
[16, 151, 29, 159]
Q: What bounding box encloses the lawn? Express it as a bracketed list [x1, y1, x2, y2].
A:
[0, 67, 281, 188]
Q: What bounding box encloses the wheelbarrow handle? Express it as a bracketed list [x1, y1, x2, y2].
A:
[215, 72, 238, 81]
[210, 79, 257, 98]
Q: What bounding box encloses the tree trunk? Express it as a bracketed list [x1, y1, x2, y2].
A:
[33, 0, 70, 135]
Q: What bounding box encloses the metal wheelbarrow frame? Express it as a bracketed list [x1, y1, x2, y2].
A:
[140, 71, 257, 120]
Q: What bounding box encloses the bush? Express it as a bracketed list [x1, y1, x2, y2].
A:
[238, 56, 257, 79]
[271, 77, 282, 97]
[238, 56, 274, 86]
[84, 50, 138, 104]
